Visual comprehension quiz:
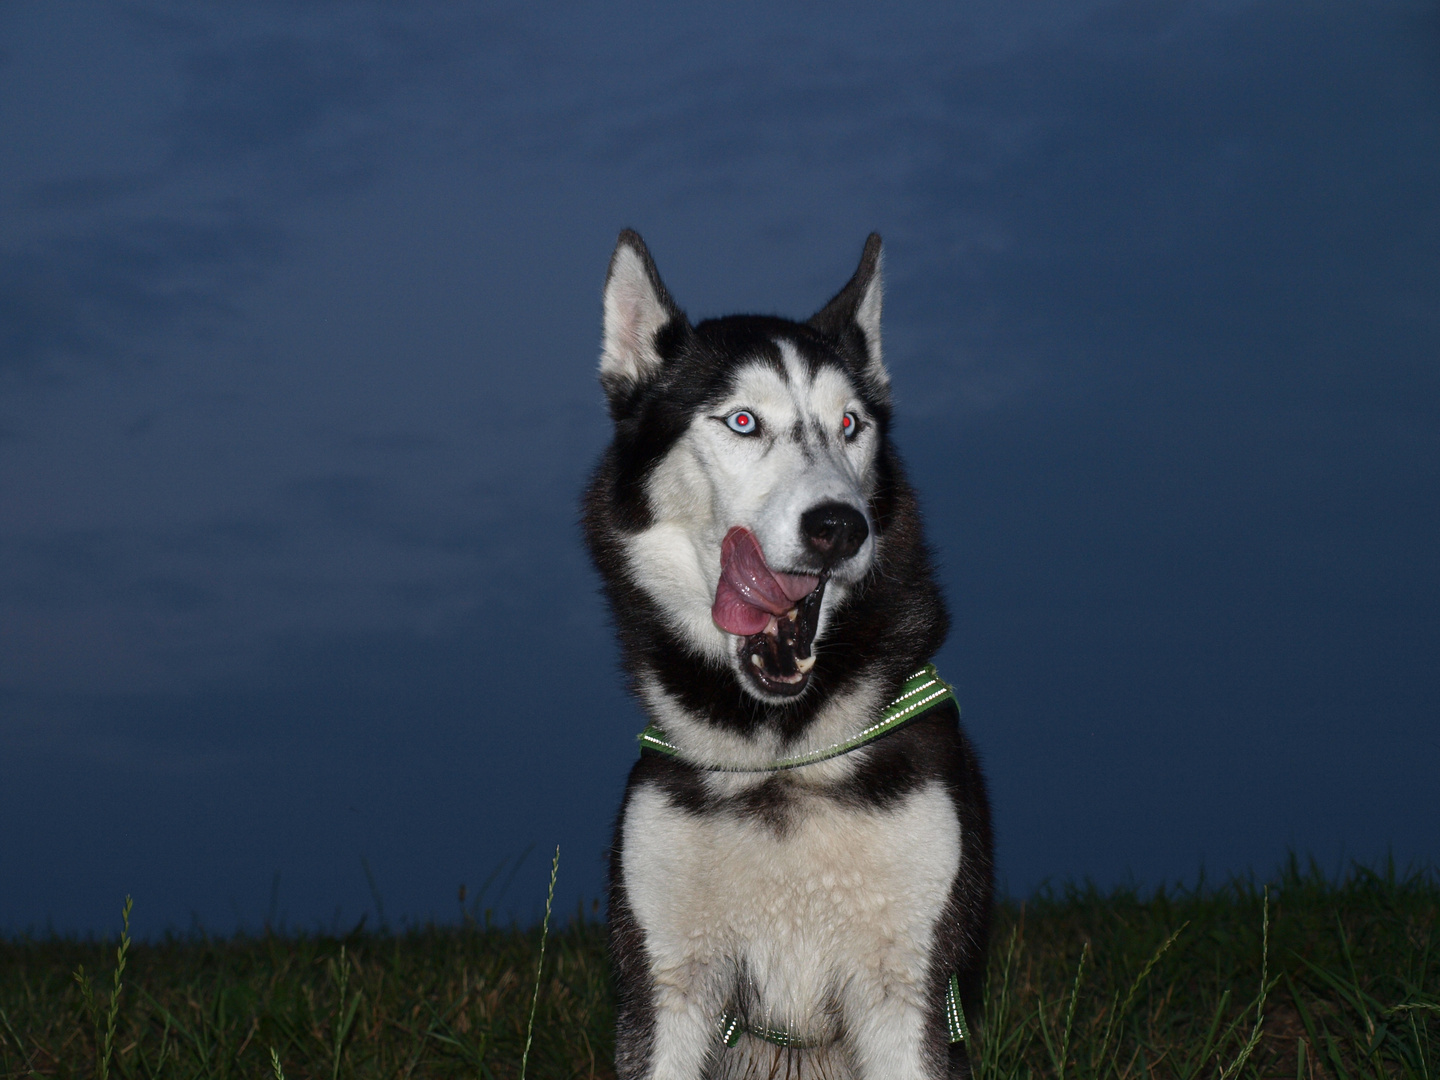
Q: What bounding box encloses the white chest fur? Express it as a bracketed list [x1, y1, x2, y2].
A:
[622, 779, 961, 1040]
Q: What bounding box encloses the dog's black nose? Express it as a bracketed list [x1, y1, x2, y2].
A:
[800, 502, 869, 565]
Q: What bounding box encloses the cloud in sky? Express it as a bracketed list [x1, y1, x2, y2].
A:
[0, 0, 1436, 933]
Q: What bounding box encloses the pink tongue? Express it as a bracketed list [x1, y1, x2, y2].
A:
[711, 526, 819, 636]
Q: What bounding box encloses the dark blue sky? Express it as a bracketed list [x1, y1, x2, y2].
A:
[2, 1, 1437, 937]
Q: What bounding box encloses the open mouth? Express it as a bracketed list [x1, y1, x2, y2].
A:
[712, 526, 827, 697]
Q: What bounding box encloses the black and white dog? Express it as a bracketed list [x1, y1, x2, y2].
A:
[584, 231, 994, 1080]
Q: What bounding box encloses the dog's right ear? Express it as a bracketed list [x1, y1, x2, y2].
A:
[600, 229, 687, 412]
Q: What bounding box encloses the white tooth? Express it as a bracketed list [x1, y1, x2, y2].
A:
[751, 654, 764, 668]
[796, 655, 815, 673]
[785, 607, 798, 621]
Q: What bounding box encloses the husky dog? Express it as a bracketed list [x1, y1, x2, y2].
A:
[584, 231, 994, 1080]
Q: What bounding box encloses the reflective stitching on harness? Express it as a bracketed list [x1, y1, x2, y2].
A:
[946, 973, 970, 1044]
[716, 1007, 824, 1049]
[714, 976, 968, 1051]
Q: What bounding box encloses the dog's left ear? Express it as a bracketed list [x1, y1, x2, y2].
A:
[808, 233, 887, 390]
[600, 229, 688, 414]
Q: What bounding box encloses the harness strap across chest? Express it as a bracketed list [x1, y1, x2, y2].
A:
[718, 973, 971, 1049]
[634, 662, 971, 1046]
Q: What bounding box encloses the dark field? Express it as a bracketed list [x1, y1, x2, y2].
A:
[2, 859, 1435, 1080]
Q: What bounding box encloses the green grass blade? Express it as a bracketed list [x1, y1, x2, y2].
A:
[519, 845, 560, 1080]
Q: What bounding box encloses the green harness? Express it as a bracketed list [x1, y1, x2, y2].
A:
[635, 663, 972, 1047]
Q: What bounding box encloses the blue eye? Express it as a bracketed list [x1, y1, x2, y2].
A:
[726, 410, 759, 435]
[842, 411, 860, 439]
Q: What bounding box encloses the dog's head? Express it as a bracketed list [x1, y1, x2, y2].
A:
[589, 230, 895, 703]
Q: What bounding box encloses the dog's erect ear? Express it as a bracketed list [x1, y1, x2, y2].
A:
[600, 229, 686, 409]
[808, 233, 886, 389]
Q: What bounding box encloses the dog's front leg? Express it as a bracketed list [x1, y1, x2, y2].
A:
[649, 969, 726, 1080]
[615, 959, 723, 1080]
[846, 986, 945, 1080]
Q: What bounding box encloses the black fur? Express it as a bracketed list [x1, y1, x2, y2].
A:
[586, 231, 994, 1079]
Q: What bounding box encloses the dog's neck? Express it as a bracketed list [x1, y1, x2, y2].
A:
[639, 664, 955, 774]
[638, 669, 890, 773]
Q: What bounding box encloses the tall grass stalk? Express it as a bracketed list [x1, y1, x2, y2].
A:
[1093, 920, 1186, 1077]
[519, 845, 561, 1080]
[1040, 939, 1090, 1080]
[70, 895, 132, 1080]
[327, 944, 363, 1080]
[1218, 888, 1271, 1080]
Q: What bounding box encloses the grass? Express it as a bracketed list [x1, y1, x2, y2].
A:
[1, 856, 1434, 1079]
